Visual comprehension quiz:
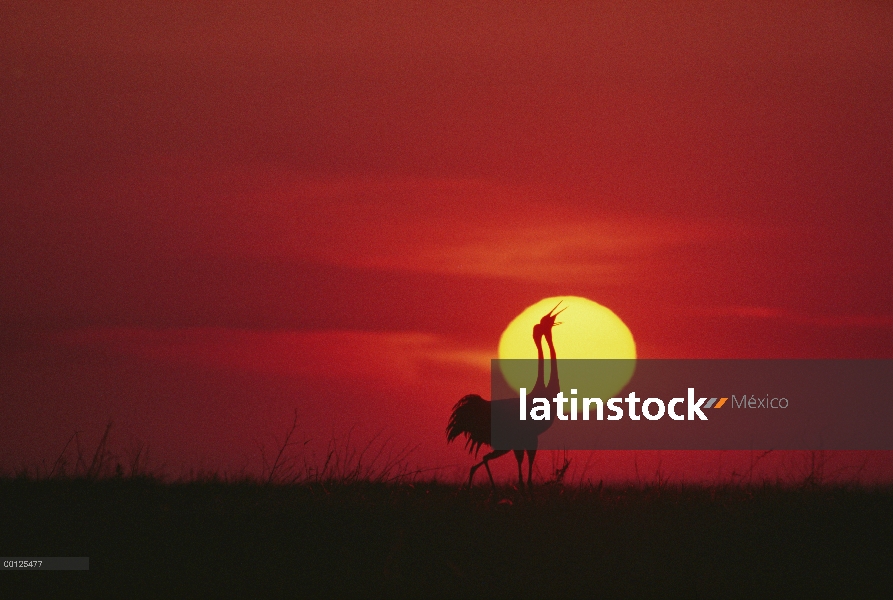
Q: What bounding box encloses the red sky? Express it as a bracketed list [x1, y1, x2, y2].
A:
[2, 2, 891, 482]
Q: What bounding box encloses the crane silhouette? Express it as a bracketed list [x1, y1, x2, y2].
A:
[447, 302, 565, 489]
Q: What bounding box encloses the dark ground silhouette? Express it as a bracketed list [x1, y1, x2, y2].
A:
[3, 478, 892, 598]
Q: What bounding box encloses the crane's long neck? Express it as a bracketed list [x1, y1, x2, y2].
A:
[545, 332, 559, 395]
[532, 333, 545, 393]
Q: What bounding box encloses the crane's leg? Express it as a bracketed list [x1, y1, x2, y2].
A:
[483, 460, 496, 489]
[526, 448, 537, 489]
[513, 450, 525, 489]
[469, 449, 510, 488]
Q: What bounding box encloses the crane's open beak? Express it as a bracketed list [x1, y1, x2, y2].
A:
[548, 302, 567, 320]
[541, 301, 566, 328]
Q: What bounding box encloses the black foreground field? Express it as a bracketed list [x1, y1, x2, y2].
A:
[2, 478, 892, 598]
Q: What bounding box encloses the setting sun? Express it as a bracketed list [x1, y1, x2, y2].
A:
[498, 296, 636, 361]
[497, 296, 637, 398]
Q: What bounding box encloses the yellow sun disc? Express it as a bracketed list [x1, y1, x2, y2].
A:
[497, 296, 636, 402]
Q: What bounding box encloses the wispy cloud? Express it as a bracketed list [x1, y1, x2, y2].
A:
[694, 306, 893, 329]
[231, 175, 765, 284]
[53, 327, 493, 384]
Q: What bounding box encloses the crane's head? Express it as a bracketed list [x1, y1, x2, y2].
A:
[540, 301, 566, 333]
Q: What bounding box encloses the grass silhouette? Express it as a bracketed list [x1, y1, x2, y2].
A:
[3, 428, 892, 597]
[4, 476, 892, 598]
